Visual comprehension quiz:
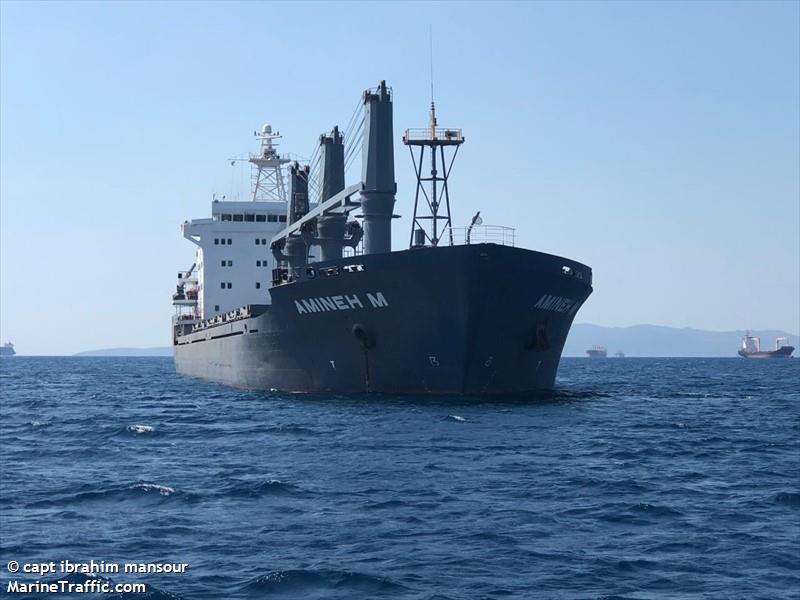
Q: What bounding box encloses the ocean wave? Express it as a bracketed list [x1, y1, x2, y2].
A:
[26, 481, 193, 508]
[264, 424, 317, 435]
[126, 424, 156, 434]
[131, 482, 175, 496]
[241, 568, 404, 596]
[630, 502, 684, 517]
[218, 478, 307, 498]
[364, 499, 407, 510]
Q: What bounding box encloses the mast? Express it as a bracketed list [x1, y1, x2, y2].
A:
[402, 100, 464, 248]
[242, 124, 291, 202]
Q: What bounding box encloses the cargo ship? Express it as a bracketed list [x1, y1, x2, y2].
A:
[586, 345, 607, 358]
[0, 342, 15, 357]
[738, 333, 794, 359]
[171, 81, 593, 394]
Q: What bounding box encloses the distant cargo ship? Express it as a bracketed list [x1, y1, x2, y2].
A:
[0, 342, 15, 357]
[586, 345, 607, 358]
[615, 351, 625, 358]
[738, 333, 794, 359]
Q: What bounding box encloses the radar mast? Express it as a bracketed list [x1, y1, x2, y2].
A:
[402, 100, 464, 248]
[234, 124, 291, 202]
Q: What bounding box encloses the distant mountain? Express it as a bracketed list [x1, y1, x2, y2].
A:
[74, 347, 172, 357]
[564, 324, 799, 357]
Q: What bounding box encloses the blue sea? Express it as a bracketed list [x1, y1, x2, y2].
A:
[1, 357, 798, 599]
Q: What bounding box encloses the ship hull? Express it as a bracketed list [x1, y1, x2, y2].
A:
[174, 244, 592, 395]
[738, 346, 794, 359]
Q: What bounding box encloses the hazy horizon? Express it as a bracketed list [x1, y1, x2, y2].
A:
[6, 322, 798, 357]
[2, 1, 798, 355]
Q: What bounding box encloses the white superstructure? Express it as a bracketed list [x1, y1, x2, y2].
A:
[742, 333, 761, 353]
[182, 201, 287, 318]
[173, 124, 291, 326]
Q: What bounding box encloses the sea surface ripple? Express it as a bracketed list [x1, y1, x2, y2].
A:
[0, 357, 798, 599]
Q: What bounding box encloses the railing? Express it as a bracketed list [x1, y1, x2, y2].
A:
[449, 225, 515, 247]
[403, 127, 464, 143]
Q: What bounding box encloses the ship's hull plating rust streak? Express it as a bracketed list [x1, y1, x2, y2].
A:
[174, 245, 593, 394]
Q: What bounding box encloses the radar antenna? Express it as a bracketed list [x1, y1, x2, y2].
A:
[230, 123, 291, 202]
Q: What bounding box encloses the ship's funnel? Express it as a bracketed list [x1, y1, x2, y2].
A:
[360, 80, 396, 255]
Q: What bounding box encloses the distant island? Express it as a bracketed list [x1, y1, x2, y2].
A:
[72, 324, 798, 358]
[74, 347, 173, 357]
[563, 324, 798, 357]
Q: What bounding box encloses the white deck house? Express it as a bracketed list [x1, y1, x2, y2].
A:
[182, 200, 288, 318]
[172, 123, 295, 326]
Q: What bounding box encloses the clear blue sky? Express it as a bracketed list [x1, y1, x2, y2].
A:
[1, 1, 798, 355]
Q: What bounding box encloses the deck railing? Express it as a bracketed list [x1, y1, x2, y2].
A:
[402, 128, 464, 143]
[449, 225, 515, 247]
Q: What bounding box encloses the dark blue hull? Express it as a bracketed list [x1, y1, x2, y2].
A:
[738, 346, 794, 359]
[174, 244, 592, 394]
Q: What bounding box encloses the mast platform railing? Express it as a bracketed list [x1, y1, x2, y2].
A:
[403, 128, 464, 144]
[449, 225, 515, 247]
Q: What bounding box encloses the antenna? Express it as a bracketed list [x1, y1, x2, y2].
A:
[402, 44, 465, 249]
[429, 25, 435, 106]
[228, 123, 290, 202]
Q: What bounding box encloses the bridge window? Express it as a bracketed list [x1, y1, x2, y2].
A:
[279, 215, 287, 222]
[256, 214, 266, 222]
[227, 282, 232, 289]
[256, 282, 261, 289]
[227, 238, 232, 245]
[221, 214, 232, 221]
[214, 238, 219, 245]
[244, 214, 255, 222]
[233, 214, 243, 222]
[255, 239, 260, 245]
[267, 214, 278, 222]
